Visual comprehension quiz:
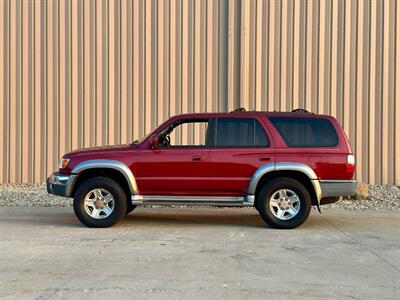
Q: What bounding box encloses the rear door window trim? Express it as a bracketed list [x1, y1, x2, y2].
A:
[212, 117, 270, 148]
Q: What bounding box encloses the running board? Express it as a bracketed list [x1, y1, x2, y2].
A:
[131, 195, 255, 207]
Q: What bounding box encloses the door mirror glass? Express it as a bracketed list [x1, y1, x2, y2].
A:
[150, 136, 159, 149]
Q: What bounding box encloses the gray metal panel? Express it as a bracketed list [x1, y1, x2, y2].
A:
[320, 180, 357, 198]
[0, 0, 399, 185]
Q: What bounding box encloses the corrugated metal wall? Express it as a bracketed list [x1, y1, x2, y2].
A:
[0, 0, 399, 185]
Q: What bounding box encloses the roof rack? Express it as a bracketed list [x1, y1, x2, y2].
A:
[291, 108, 310, 113]
[229, 107, 312, 114]
[230, 107, 246, 113]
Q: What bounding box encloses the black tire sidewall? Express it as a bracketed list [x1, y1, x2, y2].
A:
[73, 177, 127, 228]
[256, 177, 311, 229]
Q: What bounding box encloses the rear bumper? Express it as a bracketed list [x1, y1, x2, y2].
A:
[319, 180, 356, 198]
[46, 172, 77, 198]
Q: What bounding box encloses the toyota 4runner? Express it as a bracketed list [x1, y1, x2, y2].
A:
[47, 109, 356, 229]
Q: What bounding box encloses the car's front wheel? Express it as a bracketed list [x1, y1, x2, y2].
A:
[73, 177, 127, 228]
[256, 177, 311, 229]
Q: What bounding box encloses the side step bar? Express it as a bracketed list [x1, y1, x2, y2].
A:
[131, 195, 255, 207]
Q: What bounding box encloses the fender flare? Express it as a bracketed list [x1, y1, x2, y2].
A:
[71, 159, 139, 194]
[247, 162, 322, 205]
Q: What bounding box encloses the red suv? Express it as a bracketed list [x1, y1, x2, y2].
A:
[47, 109, 356, 229]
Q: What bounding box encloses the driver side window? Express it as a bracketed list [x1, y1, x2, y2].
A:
[160, 120, 209, 147]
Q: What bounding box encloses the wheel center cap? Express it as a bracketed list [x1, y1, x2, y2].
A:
[281, 199, 289, 209]
[95, 198, 106, 209]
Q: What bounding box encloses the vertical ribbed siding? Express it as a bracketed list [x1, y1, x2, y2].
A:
[0, 0, 399, 185]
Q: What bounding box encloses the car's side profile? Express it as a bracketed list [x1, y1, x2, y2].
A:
[47, 109, 356, 229]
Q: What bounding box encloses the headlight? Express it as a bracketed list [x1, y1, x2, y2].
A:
[59, 158, 70, 169]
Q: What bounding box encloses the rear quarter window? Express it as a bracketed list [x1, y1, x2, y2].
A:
[268, 116, 338, 147]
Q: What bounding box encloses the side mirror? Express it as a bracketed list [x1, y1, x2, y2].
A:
[150, 136, 159, 149]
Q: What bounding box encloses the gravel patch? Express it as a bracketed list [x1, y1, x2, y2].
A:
[0, 184, 72, 207]
[0, 183, 399, 211]
[325, 185, 400, 211]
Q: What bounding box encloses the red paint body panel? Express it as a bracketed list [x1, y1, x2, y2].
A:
[62, 112, 355, 196]
[132, 148, 211, 195]
[208, 148, 275, 195]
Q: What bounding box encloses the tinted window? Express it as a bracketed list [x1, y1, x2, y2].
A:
[216, 118, 269, 147]
[269, 116, 338, 147]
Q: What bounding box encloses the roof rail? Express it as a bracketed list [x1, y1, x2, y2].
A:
[291, 108, 310, 113]
[230, 107, 246, 113]
[228, 107, 312, 114]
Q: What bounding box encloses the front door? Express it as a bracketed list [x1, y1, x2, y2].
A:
[209, 117, 276, 196]
[134, 119, 212, 195]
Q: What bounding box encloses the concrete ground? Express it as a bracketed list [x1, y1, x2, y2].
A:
[0, 207, 399, 300]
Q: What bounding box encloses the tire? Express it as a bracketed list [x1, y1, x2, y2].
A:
[256, 177, 311, 229]
[126, 202, 137, 214]
[73, 177, 127, 228]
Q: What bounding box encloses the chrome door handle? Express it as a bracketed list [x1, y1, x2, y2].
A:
[259, 157, 271, 161]
[192, 156, 203, 161]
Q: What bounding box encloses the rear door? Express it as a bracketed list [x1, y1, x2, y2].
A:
[208, 117, 276, 196]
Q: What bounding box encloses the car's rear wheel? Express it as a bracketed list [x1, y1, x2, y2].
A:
[256, 177, 311, 229]
[73, 177, 127, 228]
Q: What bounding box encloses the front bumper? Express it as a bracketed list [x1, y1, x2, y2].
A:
[46, 172, 78, 197]
[319, 180, 357, 198]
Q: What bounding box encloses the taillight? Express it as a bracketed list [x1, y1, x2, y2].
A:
[346, 154, 355, 177]
[347, 154, 355, 165]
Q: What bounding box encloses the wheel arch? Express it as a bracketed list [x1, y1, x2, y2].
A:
[248, 162, 322, 207]
[70, 160, 138, 198]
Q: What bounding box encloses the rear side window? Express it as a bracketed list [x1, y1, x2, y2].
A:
[216, 118, 269, 147]
[269, 116, 338, 147]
